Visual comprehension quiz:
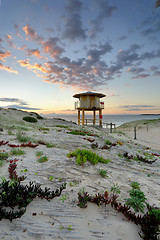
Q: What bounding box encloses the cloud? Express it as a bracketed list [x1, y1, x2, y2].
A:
[153, 70, 160, 76]
[17, 59, 48, 74]
[62, 0, 86, 41]
[94, 0, 117, 19]
[118, 36, 127, 41]
[131, 73, 150, 79]
[0, 63, 18, 74]
[23, 24, 44, 42]
[16, 40, 114, 90]
[0, 98, 41, 110]
[105, 44, 160, 80]
[1, 105, 41, 110]
[15, 20, 160, 90]
[0, 98, 27, 104]
[0, 50, 11, 62]
[25, 48, 45, 59]
[141, 19, 160, 37]
[127, 67, 145, 74]
[42, 37, 64, 57]
[45, 27, 54, 33]
[5, 34, 15, 48]
[88, 0, 117, 38]
[87, 42, 113, 65]
[119, 105, 159, 112]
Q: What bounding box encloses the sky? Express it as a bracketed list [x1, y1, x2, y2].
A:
[0, 0, 160, 115]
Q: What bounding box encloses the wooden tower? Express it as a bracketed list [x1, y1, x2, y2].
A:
[73, 91, 106, 127]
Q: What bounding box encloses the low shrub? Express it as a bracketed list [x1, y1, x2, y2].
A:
[16, 132, 32, 143]
[125, 188, 146, 213]
[105, 139, 112, 145]
[0, 151, 9, 166]
[0, 178, 66, 222]
[37, 115, 43, 120]
[10, 148, 25, 156]
[36, 151, 44, 157]
[46, 142, 56, 148]
[55, 125, 69, 129]
[67, 149, 110, 165]
[23, 116, 38, 123]
[37, 155, 48, 163]
[98, 169, 108, 178]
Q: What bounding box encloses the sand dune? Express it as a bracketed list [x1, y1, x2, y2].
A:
[0, 109, 159, 240]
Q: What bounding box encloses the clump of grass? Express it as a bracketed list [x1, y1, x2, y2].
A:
[0, 151, 9, 160]
[0, 151, 9, 167]
[46, 142, 56, 148]
[36, 151, 44, 157]
[117, 140, 123, 146]
[98, 169, 108, 178]
[105, 139, 112, 145]
[67, 129, 98, 137]
[37, 156, 48, 163]
[68, 129, 86, 136]
[49, 176, 54, 181]
[36, 151, 48, 163]
[125, 186, 146, 213]
[39, 127, 49, 131]
[55, 125, 69, 129]
[16, 132, 32, 143]
[10, 148, 25, 156]
[111, 183, 121, 195]
[67, 149, 110, 165]
[130, 181, 140, 190]
[8, 129, 14, 135]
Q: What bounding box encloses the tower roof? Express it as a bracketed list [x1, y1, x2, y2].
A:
[73, 91, 106, 98]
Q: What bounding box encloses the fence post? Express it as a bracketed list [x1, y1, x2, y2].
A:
[110, 123, 112, 133]
[134, 125, 137, 139]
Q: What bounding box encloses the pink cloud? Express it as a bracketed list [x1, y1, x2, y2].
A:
[42, 38, 64, 57]
[0, 63, 18, 74]
[25, 48, 46, 59]
[0, 50, 11, 62]
[17, 59, 48, 74]
[23, 24, 44, 42]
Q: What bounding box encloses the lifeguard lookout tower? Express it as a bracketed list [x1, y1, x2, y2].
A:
[73, 91, 106, 127]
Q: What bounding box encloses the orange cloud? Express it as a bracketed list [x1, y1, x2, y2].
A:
[42, 38, 64, 57]
[0, 51, 11, 62]
[23, 24, 43, 42]
[25, 48, 46, 59]
[17, 59, 48, 74]
[0, 63, 18, 74]
[5, 34, 15, 48]
[6, 34, 12, 40]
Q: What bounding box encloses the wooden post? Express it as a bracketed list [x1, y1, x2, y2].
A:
[93, 110, 96, 125]
[134, 125, 137, 139]
[99, 109, 102, 127]
[82, 110, 85, 125]
[110, 123, 112, 133]
[78, 110, 80, 125]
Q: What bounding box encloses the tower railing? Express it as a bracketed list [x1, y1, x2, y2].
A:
[74, 101, 80, 109]
[74, 101, 104, 109]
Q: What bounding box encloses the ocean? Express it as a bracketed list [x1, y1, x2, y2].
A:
[44, 114, 160, 127]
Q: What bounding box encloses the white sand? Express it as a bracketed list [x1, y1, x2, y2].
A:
[0, 109, 159, 240]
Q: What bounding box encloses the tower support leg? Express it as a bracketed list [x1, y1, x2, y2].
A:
[93, 110, 96, 125]
[82, 110, 85, 125]
[99, 109, 102, 127]
[78, 110, 80, 125]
